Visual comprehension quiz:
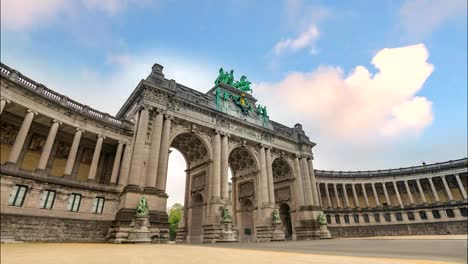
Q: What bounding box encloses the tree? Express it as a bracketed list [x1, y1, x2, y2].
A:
[168, 203, 183, 241]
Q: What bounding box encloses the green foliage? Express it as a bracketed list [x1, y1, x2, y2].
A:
[168, 203, 183, 241]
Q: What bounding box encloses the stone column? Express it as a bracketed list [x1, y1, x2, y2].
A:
[428, 178, 440, 202]
[371, 183, 380, 207]
[118, 144, 132, 186]
[307, 158, 320, 206]
[0, 97, 11, 114]
[128, 108, 150, 186]
[221, 134, 229, 200]
[351, 184, 360, 208]
[382, 182, 391, 206]
[145, 110, 164, 190]
[211, 132, 221, 199]
[404, 180, 415, 204]
[7, 109, 37, 164]
[361, 183, 370, 207]
[333, 183, 341, 208]
[259, 146, 269, 205]
[393, 181, 404, 208]
[88, 135, 104, 181]
[441, 176, 454, 201]
[265, 147, 275, 205]
[110, 141, 125, 184]
[325, 183, 332, 208]
[416, 179, 427, 203]
[64, 128, 84, 176]
[316, 183, 323, 207]
[300, 157, 313, 206]
[37, 119, 61, 170]
[342, 184, 350, 208]
[156, 114, 172, 191]
[455, 174, 467, 200]
[293, 156, 305, 207]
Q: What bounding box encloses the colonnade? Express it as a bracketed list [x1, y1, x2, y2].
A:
[318, 175, 467, 210]
[1, 105, 126, 183]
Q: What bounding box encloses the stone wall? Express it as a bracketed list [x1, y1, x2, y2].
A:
[328, 220, 467, 238]
[1, 214, 112, 242]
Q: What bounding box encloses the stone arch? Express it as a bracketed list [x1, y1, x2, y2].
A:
[228, 145, 259, 177]
[169, 131, 211, 167]
[272, 157, 294, 180]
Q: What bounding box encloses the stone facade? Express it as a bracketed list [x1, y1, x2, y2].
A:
[0, 62, 465, 244]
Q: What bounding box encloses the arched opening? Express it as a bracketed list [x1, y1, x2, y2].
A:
[279, 203, 292, 239]
[272, 157, 294, 239]
[167, 132, 210, 243]
[228, 146, 258, 242]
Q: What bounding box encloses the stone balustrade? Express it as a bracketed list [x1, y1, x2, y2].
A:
[0, 63, 131, 129]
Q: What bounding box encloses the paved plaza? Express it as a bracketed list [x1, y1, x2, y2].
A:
[2, 236, 466, 264]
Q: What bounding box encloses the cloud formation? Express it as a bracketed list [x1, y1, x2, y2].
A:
[273, 24, 320, 55]
[399, 0, 467, 39]
[1, 0, 69, 31]
[256, 44, 434, 141]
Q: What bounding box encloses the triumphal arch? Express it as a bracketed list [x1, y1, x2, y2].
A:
[112, 64, 330, 243]
[0, 62, 329, 243]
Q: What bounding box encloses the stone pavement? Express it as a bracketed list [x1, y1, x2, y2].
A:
[1, 241, 464, 264]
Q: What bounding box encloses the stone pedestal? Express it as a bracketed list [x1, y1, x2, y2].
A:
[219, 221, 237, 242]
[319, 224, 332, 239]
[126, 215, 152, 243]
[271, 222, 285, 241]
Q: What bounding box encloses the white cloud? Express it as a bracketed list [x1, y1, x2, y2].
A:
[1, 0, 70, 31]
[82, 0, 133, 15]
[399, 0, 467, 39]
[273, 24, 320, 55]
[256, 43, 434, 141]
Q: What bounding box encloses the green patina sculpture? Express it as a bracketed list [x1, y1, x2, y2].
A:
[136, 196, 149, 216]
[272, 209, 281, 224]
[318, 213, 327, 225]
[214, 68, 252, 93]
[234, 75, 252, 93]
[220, 206, 232, 222]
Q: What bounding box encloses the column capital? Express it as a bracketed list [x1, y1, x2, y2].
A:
[51, 119, 62, 125]
[75, 127, 85, 133]
[97, 134, 106, 139]
[140, 104, 151, 111]
[0, 97, 11, 104]
[26, 109, 38, 115]
[117, 140, 127, 145]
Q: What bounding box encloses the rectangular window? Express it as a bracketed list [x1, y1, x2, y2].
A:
[445, 209, 455, 218]
[8, 185, 28, 207]
[374, 214, 381, 223]
[92, 197, 105, 214]
[384, 213, 391, 222]
[460, 207, 467, 217]
[419, 211, 428, 220]
[353, 214, 359, 223]
[326, 215, 331, 224]
[407, 212, 415, 221]
[67, 193, 82, 212]
[334, 215, 341, 224]
[39, 190, 56, 210]
[363, 214, 370, 223]
[395, 212, 403, 221]
[344, 215, 350, 224]
[432, 210, 441, 219]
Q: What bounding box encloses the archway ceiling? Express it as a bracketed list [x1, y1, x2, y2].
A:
[171, 133, 208, 165]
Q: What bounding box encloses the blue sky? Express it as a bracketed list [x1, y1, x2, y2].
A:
[1, 0, 467, 204]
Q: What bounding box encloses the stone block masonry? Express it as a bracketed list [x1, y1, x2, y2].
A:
[1, 214, 112, 242]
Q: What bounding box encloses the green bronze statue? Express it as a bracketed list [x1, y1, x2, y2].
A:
[226, 70, 235, 85]
[220, 205, 232, 222]
[136, 196, 149, 216]
[272, 209, 281, 224]
[318, 212, 327, 225]
[234, 75, 252, 93]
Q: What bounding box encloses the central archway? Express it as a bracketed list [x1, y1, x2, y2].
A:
[168, 132, 211, 243]
[228, 146, 258, 241]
